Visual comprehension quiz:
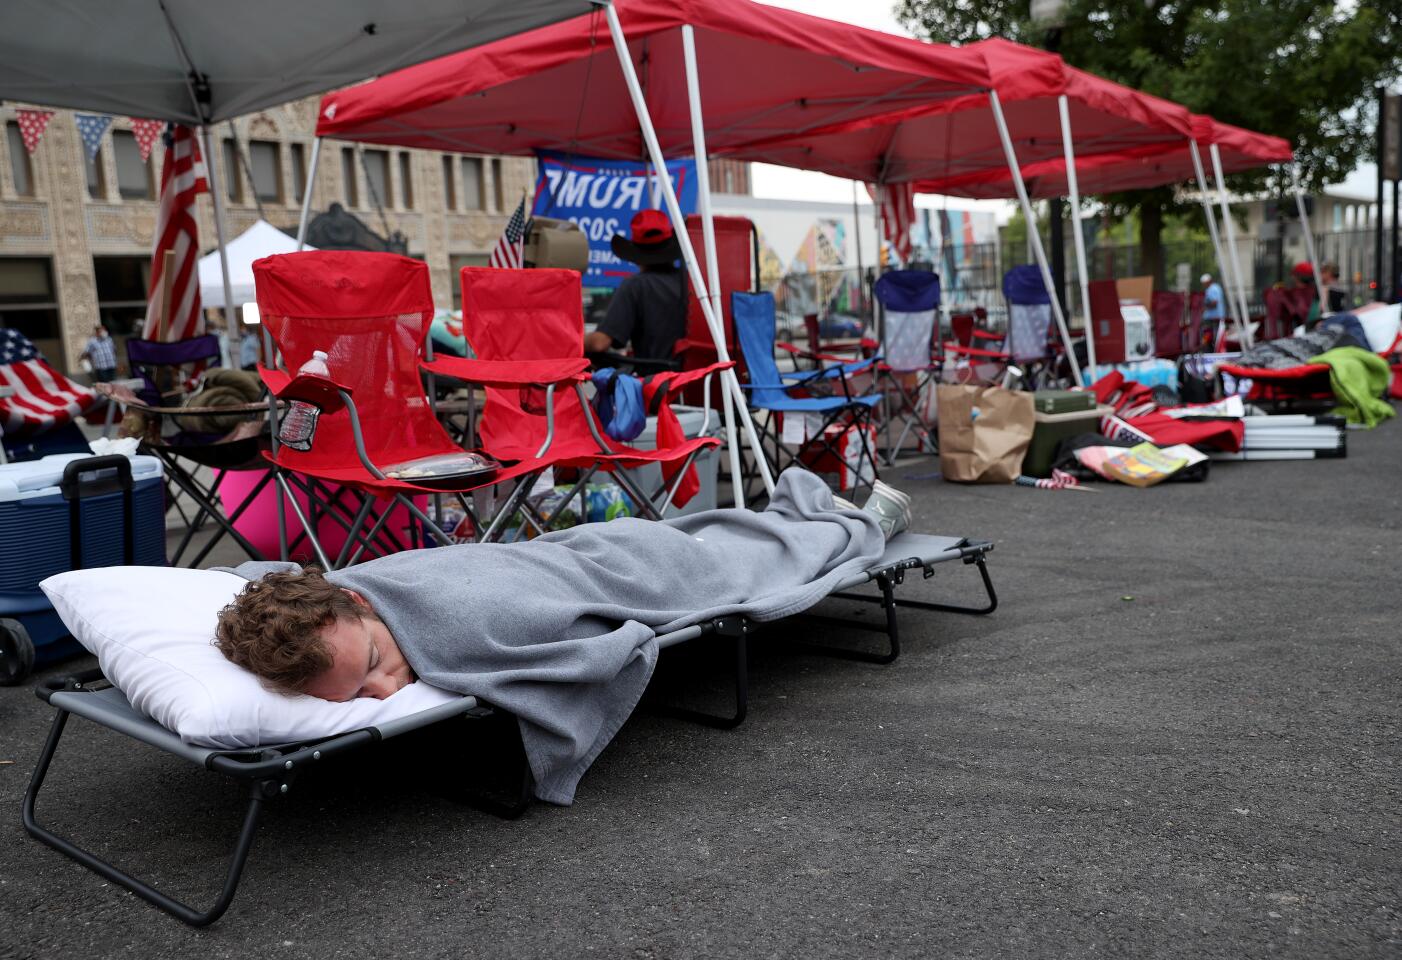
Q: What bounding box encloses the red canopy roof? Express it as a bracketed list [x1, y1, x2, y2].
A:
[711, 38, 1195, 184]
[911, 115, 1293, 199]
[316, 0, 991, 159]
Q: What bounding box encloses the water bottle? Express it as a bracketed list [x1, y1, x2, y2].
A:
[278, 350, 330, 452]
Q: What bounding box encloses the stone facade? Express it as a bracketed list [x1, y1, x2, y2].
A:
[0, 97, 534, 372]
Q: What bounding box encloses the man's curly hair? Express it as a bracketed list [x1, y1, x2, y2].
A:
[215, 567, 367, 693]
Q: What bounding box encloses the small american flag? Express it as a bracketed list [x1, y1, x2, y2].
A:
[142, 124, 209, 342]
[866, 182, 915, 266]
[0, 329, 98, 440]
[489, 196, 528, 269]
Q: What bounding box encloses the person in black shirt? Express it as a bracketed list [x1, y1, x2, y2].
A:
[584, 209, 689, 362]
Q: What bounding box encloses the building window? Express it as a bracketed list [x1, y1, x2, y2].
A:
[84, 143, 106, 199]
[441, 156, 456, 211]
[290, 143, 307, 205]
[249, 140, 282, 203]
[462, 157, 483, 210]
[449, 254, 490, 310]
[398, 152, 414, 210]
[491, 157, 505, 212]
[0, 257, 62, 352]
[363, 149, 391, 208]
[112, 131, 154, 200]
[221, 138, 243, 203]
[93, 256, 151, 339]
[5, 122, 34, 197]
[341, 147, 359, 207]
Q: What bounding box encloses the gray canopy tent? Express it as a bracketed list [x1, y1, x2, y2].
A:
[0, 0, 599, 347]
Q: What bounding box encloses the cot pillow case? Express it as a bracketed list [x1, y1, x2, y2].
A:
[41, 566, 460, 749]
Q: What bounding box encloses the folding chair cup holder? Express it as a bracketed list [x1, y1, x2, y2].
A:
[21, 533, 995, 928]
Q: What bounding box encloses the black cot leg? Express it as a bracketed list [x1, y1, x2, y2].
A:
[899, 552, 999, 617]
[795, 571, 902, 664]
[22, 709, 267, 928]
[654, 620, 749, 730]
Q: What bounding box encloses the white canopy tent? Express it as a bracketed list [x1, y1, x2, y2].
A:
[198, 220, 315, 310]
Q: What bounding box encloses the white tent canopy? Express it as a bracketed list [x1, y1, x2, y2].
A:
[0, 0, 597, 124]
[198, 220, 314, 310]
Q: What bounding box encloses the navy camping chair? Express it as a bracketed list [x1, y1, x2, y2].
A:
[732, 291, 881, 496]
[1003, 265, 1064, 387]
[871, 270, 941, 462]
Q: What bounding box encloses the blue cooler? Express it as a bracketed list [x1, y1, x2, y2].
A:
[0, 454, 165, 684]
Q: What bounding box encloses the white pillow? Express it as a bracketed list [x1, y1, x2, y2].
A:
[40, 566, 462, 750]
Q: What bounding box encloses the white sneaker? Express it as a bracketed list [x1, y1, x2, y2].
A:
[862, 480, 913, 539]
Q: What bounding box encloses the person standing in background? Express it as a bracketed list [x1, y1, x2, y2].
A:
[80, 324, 117, 383]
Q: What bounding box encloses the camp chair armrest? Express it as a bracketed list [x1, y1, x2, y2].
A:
[943, 342, 1011, 360]
[423, 356, 590, 387]
[259, 365, 350, 415]
[783, 357, 878, 383]
[776, 342, 860, 365]
[587, 351, 682, 374]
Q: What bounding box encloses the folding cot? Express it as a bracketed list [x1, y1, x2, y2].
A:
[22, 532, 996, 927]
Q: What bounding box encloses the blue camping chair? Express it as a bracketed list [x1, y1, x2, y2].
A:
[1003, 265, 1066, 387]
[872, 270, 942, 462]
[732, 291, 881, 496]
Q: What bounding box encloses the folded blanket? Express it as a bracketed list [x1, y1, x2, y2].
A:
[226, 469, 884, 805]
[1311, 347, 1396, 428]
[1234, 328, 1342, 370]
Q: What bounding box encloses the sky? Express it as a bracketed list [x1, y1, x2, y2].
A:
[747, 0, 1379, 213]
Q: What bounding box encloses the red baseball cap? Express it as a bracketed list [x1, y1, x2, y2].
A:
[611, 209, 681, 266]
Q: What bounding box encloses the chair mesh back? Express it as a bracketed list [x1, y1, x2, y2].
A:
[460, 267, 603, 462]
[731, 292, 790, 407]
[1007, 303, 1053, 362]
[874, 271, 941, 372]
[252, 251, 451, 470]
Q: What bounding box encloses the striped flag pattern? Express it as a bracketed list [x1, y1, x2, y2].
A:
[0, 329, 98, 440]
[866, 182, 915, 265]
[488, 196, 527, 269]
[142, 125, 209, 341]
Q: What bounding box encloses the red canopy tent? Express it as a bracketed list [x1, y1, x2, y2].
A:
[721, 38, 1195, 186]
[315, 0, 991, 159]
[312, 0, 998, 507]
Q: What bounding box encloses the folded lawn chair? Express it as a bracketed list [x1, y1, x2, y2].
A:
[732, 291, 882, 497]
[107, 335, 273, 567]
[423, 267, 725, 536]
[22, 530, 995, 927]
[253, 251, 547, 567]
[0, 328, 102, 463]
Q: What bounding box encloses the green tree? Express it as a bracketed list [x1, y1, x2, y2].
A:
[896, 0, 1402, 281]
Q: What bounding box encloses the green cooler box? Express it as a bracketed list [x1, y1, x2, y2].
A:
[1023, 404, 1112, 477]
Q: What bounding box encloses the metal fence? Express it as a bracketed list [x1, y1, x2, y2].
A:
[769, 227, 1390, 339]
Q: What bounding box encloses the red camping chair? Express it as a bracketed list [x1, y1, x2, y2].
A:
[424, 268, 726, 530]
[253, 251, 543, 568]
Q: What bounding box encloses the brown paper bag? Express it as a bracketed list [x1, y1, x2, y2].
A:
[936, 384, 1035, 483]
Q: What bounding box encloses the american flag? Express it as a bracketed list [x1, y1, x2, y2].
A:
[866, 182, 915, 266]
[489, 196, 528, 269]
[0, 329, 98, 439]
[142, 124, 209, 341]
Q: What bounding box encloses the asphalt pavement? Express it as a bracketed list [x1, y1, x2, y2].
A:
[1, 426, 1398, 959]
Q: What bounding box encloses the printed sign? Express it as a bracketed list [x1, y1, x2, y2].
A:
[531, 151, 697, 289]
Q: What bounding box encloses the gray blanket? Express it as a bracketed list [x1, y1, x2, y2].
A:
[225, 469, 884, 804]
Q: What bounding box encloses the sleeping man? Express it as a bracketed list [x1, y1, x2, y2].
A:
[215, 470, 911, 804]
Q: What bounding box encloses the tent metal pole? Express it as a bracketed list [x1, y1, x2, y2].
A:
[1058, 95, 1097, 373]
[604, 2, 773, 496]
[683, 23, 748, 508]
[873, 182, 885, 344]
[1188, 139, 1233, 345]
[989, 90, 1083, 386]
[1210, 143, 1254, 347]
[1292, 165, 1327, 314]
[200, 125, 239, 351]
[296, 137, 322, 251]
